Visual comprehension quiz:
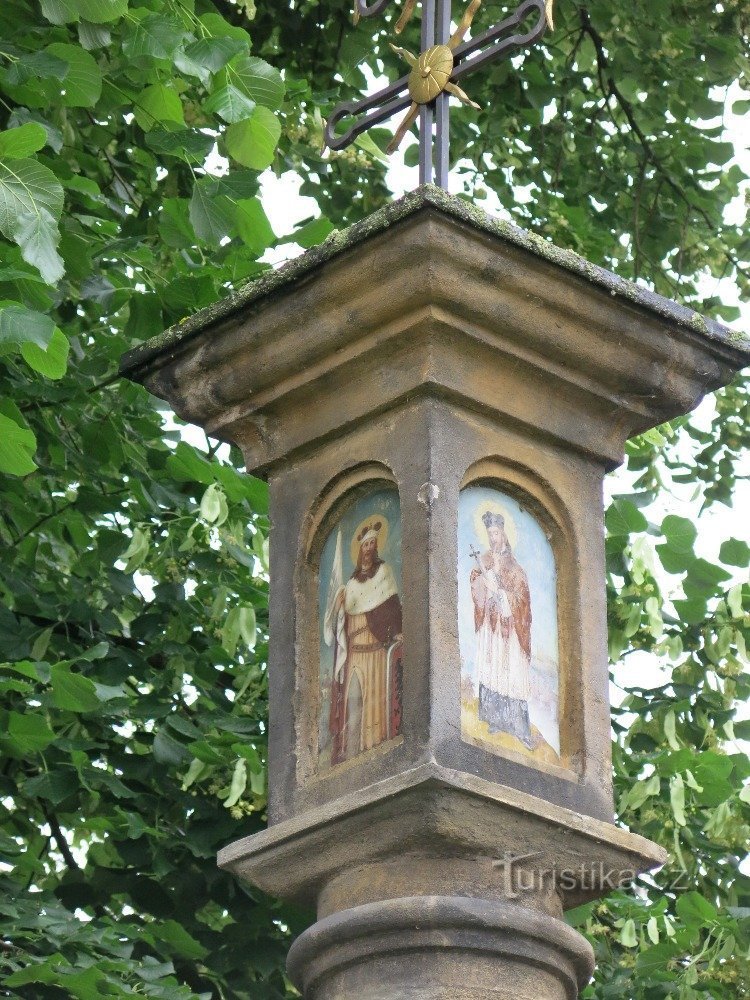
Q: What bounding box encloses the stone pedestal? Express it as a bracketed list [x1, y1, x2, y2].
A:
[120, 187, 750, 999]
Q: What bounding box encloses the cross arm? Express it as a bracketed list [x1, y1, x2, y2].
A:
[324, 72, 413, 151]
[451, 0, 547, 81]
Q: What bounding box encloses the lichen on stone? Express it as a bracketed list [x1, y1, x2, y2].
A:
[119, 184, 750, 379]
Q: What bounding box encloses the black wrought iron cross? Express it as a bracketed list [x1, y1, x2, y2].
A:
[324, 0, 553, 188]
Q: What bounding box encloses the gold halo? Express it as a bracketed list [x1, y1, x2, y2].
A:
[350, 513, 390, 566]
[473, 499, 517, 549]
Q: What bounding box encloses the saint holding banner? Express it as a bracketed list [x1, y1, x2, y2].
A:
[322, 501, 403, 767]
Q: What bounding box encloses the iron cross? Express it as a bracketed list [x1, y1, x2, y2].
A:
[325, 0, 554, 188]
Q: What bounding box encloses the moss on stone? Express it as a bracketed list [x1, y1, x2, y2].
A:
[120, 185, 750, 378]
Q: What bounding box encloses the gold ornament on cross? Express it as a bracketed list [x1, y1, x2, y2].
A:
[328, 0, 555, 187]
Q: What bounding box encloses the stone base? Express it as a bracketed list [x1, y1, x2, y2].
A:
[220, 764, 666, 998]
[287, 895, 594, 1000]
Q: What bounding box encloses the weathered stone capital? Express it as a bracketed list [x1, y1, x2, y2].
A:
[120, 186, 749, 475]
[287, 895, 595, 1000]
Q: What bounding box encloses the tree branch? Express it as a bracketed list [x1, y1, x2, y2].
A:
[11, 488, 127, 546]
[41, 805, 80, 872]
[578, 6, 749, 284]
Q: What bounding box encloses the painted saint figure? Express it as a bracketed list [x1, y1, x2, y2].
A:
[324, 517, 403, 766]
[470, 510, 533, 748]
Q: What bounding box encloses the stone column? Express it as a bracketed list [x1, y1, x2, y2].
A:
[120, 187, 750, 1000]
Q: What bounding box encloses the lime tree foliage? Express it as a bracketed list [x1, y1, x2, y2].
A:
[0, 0, 748, 996]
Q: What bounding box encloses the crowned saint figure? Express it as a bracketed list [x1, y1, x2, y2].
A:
[324, 516, 403, 766]
[470, 509, 533, 748]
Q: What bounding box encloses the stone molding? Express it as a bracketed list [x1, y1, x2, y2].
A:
[286, 895, 596, 1000]
[218, 762, 667, 911]
[121, 198, 749, 476]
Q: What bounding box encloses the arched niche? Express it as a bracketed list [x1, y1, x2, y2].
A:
[457, 461, 575, 775]
[299, 465, 404, 777]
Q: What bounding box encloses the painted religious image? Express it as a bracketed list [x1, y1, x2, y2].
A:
[458, 486, 561, 764]
[319, 488, 404, 770]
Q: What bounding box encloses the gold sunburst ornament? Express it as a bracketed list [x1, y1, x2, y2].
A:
[386, 0, 482, 153]
[334, 0, 555, 188]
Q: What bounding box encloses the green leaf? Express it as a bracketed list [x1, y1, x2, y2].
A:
[280, 216, 334, 249]
[164, 440, 214, 484]
[6, 52, 70, 86]
[233, 742, 262, 772]
[198, 11, 252, 44]
[40, 0, 128, 23]
[655, 543, 693, 575]
[675, 891, 717, 927]
[153, 919, 209, 960]
[152, 728, 189, 765]
[125, 293, 163, 340]
[606, 498, 648, 536]
[225, 108, 281, 170]
[0, 158, 64, 237]
[189, 180, 233, 247]
[120, 526, 149, 573]
[225, 55, 284, 110]
[233, 197, 275, 252]
[672, 597, 707, 625]
[661, 514, 697, 554]
[4, 712, 56, 753]
[354, 131, 388, 163]
[40, 0, 79, 23]
[4, 955, 69, 987]
[719, 537, 750, 567]
[0, 302, 56, 350]
[122, 10, 187, 61]
[75, 0, 129, 22]
[0, 124, 47, 159]
[24, 769, 78, 804]
[175, 37, 246, 83]
[0, 411, 37, 476]
[224, 757, 247, 807]
[145, 129, 214, 162]
[204, 84, 257, 124]
[619, 919, 637, 948]
[199, 483, 227, 525]
[50, 663, 101, 712]
[20, 327, 69, 379]
[683, 558, 731, 599]
[190, 184, 232, 247]
[78, 20, 112, 48]
[727, 583, 744, 619]
[237, 605, 256, 650]
[134, 85, 185, 132]
[670, 773, 687, 827]
[46, 43, 103, 107]
[14, 209, 65, 285]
